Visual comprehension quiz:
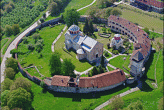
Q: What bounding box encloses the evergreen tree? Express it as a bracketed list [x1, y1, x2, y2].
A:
[83, 19, 89, 35]
[89, 20, 94, 35]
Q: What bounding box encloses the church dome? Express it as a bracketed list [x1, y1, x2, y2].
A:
[68, 25, 80, 34]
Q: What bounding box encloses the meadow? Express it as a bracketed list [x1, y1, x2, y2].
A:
[45, 0, 95, 21]
[17, 25, 65, 78]
[118, 4, 163, 33]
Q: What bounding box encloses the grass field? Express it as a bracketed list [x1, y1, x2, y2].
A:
[45, 0, 94, 21]
[120, 9, 163, 33]
[26, 67, 41, 77]
[0, 38, 9, 50]
[107, 66, 115, 71]
[109, 55, 131, 74]
[15, 72, 131, 110]
[17, 25, 65, 77]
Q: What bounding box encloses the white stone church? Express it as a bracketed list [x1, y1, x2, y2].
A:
[65, 25, 103, 64]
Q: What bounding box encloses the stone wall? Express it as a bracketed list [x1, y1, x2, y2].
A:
[44, 80, 125, 93]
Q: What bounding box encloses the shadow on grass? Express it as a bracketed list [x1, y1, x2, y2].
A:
[49, 0, 71, 18]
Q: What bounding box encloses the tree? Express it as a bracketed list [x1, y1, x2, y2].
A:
[39, 18, 45, 23]
[88, 6, 97, 18]
[112, 50, 119, 54]
[98, 64, 104, 73]
[1, 90, 10, 107]
[43, 13, 46, 19]
[40, 81, 46, 88]
[107, 28, 111, 33]
[91, 66, 99, 76]
[7, 87, 32, 110]
[27, 44, 35, 50]
[5, 57, 18, 72]
[5, 5, 12, 13]
[32, 33, 41, 43]
[105, 7, 112, 18]
[64, 9, 80, 27]
[127, 100, 144, 110]
[97, 0, 106, 8]
[49, 2, 59, 15]
[89, 20, 94, 35]
[22, 37, 28, 44]
[110, 96, 124, 110]
[2, 106, 10, 110]
[10, 77, 32, 92]
[144, 27, 150, 35]
[4, 67, 15, 80]
[2, 78, 13, 92]
[118, 46, 123, 53]
[107, 43, 110, 49]
[35, 42, 43, 53]
[5, 25, 13, 36]
[110, 7, 122, 16]
[12, 24, 20, 35]
[83, 18, 89, 35]
[102, 27, 106, 33]
[101, 56, 105, 67]
[10, 48, 19, 58]
[62, 58, 75, 76]
[49, 52, 62, 76]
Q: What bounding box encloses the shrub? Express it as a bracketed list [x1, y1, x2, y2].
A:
[102, 27, 106, 33]
[22, 37, 28, 44]
[4, 67, 15, 80]
[40, 18, 45, 23]
[107, 43, 110, 49]
[118, 46, 123, 53]
[113, 50, 119, 54]
[144, 27, 150, 35]
[127, 100, 144, 110]
[32, 33, 41, 43]
[40, 81, 46, 88]
[27, 44, 34, 50]
[104, 51, 109, 57]
[110, 96, 124, 110]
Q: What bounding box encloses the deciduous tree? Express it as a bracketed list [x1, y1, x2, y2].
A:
[62, 58, 75, 76]
[7, 87, 32, 110]
[5, 57, 18, 72]
[5, 25, 13, 36]
[49, 51, 62, 76]
[12, 24, 20, 35]
[10, 77, 32, 92]
[64, 9, 80, 28]
[110, 7, 122, 16]
[2, 78, 13, 92]
[110, 96, 124, 110]
[49, 2, 59, 15]
[4, 67, 15, 80]
[1, 90, 10, 107]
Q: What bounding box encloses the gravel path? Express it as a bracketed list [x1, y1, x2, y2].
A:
[94, 87, 139, 110]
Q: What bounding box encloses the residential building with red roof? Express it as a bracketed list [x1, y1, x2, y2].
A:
[108, 15, 151, 77]
[130, 0, 164, 13]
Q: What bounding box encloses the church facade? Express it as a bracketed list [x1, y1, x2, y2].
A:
[65, 25, 103, 64]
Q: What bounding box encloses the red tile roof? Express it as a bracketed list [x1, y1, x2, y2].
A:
[78, 69, 126, 88]
[51, 75, 70, 87]
[135, 0, 164, 8]
[108, 15, 151, 61]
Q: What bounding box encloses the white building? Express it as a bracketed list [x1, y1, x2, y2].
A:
[65, 25, 103, 64]
[110, 34, 123, 49]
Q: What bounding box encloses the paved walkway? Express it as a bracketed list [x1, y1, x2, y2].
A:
[77, 0, 97, 12]
[94, 87, 139, 110]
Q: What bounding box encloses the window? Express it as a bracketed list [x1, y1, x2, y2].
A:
[96, 54, 98, 58]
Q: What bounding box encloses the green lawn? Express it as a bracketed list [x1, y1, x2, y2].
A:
[107, 66, 115, 71]
[120, 8, 163, 33]
[0, 38, 9, 50]
[109, 55, 131, 74]
[15, 72, 131, 110]
[17, 25, 65, 77]
[45, 0, 94, 21]
[26, 67, 41, 78]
